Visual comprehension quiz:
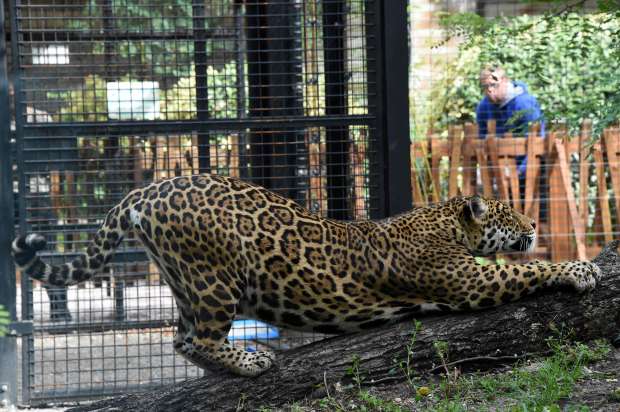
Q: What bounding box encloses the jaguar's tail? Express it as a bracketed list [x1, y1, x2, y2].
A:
[12, 205, 127, 287]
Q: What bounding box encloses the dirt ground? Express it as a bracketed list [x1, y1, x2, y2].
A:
[563, 346, 620, 412]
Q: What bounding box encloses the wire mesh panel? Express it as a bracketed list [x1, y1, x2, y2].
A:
[7, 0, 407, 404]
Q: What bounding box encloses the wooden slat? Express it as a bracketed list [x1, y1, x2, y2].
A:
[500, 131, 521, 211]
[307, 127, 326, 214]
[410, 144, 425, 206]
[578, 120, 592, 227]
[530, 178, 541, 230]
[319, 133, 328, 213]
[461, 123, 477, 196]
[506, 160, 521, 212]
[50, 170, 62, 212]
[603, 128, 620, 226]
[524, 124, 541, 218]
[548, 131, 574, 261]
[64, 170, 76, 252]
[593, 142, 613, 243]
[423, 137, 546, 158]
[230, 134, 240, 178]
[157, 136, 170, 179]
[352, 140, 368, 219]
[412, 139, 432, 205]
[448, 125, 462, 198]
[476, 148, 493, 197]
[430, 137, 442, 203]
[555, 139, 587, 260]
[133, 141, 145, 186]
[486, 121, 509, 202]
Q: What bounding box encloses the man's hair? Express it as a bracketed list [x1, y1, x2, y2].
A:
[479, 65, 507, 83]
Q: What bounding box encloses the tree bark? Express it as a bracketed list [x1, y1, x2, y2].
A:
[71, 242, 620, 412]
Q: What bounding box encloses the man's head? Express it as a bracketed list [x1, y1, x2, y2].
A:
[479, 65, 510, 104]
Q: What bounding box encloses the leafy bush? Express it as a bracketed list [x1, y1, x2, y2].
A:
[160, 62, 240, 120]
[417, 12, 620, 138]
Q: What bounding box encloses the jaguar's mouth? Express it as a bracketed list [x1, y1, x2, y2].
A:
[509, 234, 536, 252]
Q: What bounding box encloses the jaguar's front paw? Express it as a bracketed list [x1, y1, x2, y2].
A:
[565, 261, 600, 292]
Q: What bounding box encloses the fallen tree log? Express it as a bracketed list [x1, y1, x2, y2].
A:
[71, 242, 620, 412]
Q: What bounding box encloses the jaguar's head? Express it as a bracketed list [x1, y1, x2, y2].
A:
[460, 196, 537, 256]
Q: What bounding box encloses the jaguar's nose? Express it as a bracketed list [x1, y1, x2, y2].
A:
[531, 220, 536, 230]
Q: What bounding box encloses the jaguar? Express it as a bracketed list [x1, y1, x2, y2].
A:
[12, 173, 600, 376]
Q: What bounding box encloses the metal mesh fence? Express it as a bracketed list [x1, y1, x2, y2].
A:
[15, 0, 371, 121]
[6, 0, 389, 403]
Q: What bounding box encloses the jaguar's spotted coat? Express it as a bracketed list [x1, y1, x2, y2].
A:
[12, 174, 600, 376]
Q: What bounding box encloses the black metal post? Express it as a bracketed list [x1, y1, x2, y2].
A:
[0, 0, 18, 405]
[367, 0, 411, 218]
[245, 0, 304, 200]
[245, 0, 269, 187]
[89, 0, 118, 322]
[382, 0, 412, 215]
[365, 0, 383, 219]
[193, 0, 211, 174]
[234, 3, 249, 180]
[323, 0, 350, 220]
[8, 0, 33, 402]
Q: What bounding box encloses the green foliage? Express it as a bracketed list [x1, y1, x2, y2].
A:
[419, 12, 620, 139]
[66, 0, 194, 78]
[52, 61, 240, 122]
[468, 340, 610, 411]
[315, 390, 406, 412]
[522, 0, 620, 14]
[168, 62, 240, 120]
[429, 339, 611, 411]
[396, 320, 422, 393]
[67, 0, 193, 33]
[346, 354, 366, 391]
[357, 391, 405, 412]
[64, 0, 239, 79]
[53, 75, 109, 122]
[436, 12, 495, 44]
[0, 304, 9, 337]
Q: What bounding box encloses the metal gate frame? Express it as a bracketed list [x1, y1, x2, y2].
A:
[0, 0, 18, 405]
[0, 0, 410, 405]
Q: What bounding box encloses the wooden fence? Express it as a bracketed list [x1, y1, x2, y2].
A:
[411, 120, 620, 262]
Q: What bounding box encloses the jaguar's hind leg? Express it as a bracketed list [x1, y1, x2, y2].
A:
[190, 323, 276, 377]
[186, 281, 275, 377]
[173, 313, 225, 372]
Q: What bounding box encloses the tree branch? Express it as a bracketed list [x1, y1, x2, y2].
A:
[70, 241, 620, 412]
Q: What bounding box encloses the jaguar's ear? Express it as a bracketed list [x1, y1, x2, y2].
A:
[463, 196, 488, 223]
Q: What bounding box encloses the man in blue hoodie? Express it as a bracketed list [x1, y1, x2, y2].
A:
[476, 65, 545, 174]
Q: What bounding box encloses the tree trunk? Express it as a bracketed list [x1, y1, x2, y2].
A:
[71, 242, 620, 412]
